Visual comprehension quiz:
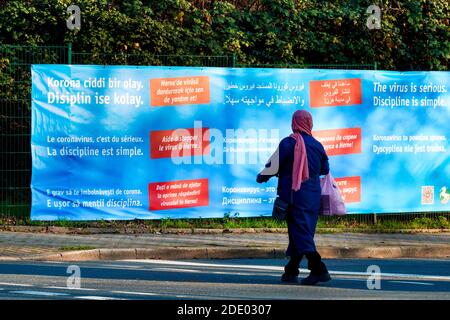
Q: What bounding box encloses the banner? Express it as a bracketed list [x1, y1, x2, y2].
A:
[31, 65, 450, 220]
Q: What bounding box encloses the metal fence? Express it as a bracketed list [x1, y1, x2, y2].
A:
[0, 45, 71, 218]
[236, 62, 377, 70]
[0, 44, 238, 219]
[4, 43, 441, 223]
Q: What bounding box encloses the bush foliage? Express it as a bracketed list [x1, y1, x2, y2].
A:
[0, 0, 448, 70]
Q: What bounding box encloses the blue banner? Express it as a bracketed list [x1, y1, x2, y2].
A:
[31, 65, 450, 220]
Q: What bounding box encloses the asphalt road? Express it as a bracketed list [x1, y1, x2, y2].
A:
[0, 258, 449, 300]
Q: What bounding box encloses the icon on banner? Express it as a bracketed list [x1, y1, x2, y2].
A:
[421, 186, 434, 205]
[439, 187, 450, 205]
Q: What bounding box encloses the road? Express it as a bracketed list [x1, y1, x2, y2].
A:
[0, 258, 449, 300]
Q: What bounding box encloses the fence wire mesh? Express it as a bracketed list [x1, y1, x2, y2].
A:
[0, 45, 70, 218]
[3, 43, 443, 223]
[0, 44, 235, 219]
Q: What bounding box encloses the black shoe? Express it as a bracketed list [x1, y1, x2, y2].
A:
[281, 273, 299, 283]
[300, 272, 331, 285]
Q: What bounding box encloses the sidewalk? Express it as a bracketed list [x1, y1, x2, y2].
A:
[1, 229, 450, 261]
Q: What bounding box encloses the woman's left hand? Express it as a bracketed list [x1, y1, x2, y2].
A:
[256, 173, 268, 183]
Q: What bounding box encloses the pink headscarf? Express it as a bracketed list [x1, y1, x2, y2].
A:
[290, 110, 313, 191]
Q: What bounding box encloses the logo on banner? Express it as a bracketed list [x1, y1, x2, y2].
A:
[439, 187, 450, 205]
[421, 186, 434, 205]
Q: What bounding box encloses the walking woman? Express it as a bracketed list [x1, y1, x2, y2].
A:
[257, 110, 331, 285]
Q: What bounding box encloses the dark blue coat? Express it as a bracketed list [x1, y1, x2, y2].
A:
[258, 133, 329, 255]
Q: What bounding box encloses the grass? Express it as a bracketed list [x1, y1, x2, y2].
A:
[59, 246, 96, 251]
[317, 216, 450, 231]
[0, 211, 449, 232]
[402, 216, 449, 229]
[223, 217, 286, 229]
[158, 216, 287, 229]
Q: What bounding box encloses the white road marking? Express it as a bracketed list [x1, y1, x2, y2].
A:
[11, 290, 70, 297]
[44, 286, 97, 291]
[111, 291, 158, 296]
[333, 278, 368, 282]
[0, 282, 33, 287]
[388, 281, 434, 286]
[123, 259, 285, 271]
[99, 264, 141, 269]
[152, 267, 203, 273]
[327, 270, 450, 281]
[123, 259, 450, 282]
[112, 290, 233, 300]
[5, 283, 217, 299]
[71, 263, 143, 271]
[153, 267, 277, 277]
[74, 296, 124, 300]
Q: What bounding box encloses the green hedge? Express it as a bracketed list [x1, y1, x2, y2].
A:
[0, 0, 448, 70]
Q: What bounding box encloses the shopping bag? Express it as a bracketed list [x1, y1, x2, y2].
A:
[320, 173, 347, 216]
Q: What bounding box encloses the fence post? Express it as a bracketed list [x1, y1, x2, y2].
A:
[232, 53, 237, 68]
[374, 61, 378, 70]
[68, 42, 72, 64]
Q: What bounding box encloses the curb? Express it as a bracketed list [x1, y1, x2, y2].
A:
[5, 245, 450, 262]
[13, 247, 286, 262]
[1, 225, 450, 235]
